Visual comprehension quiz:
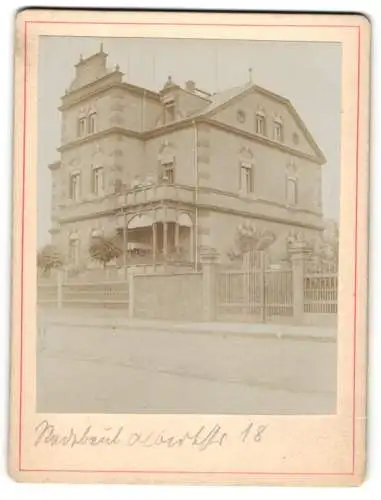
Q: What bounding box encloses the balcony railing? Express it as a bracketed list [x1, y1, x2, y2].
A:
[56, 183, 322, 229]
[57, 184, 196, 221]
[117, 183, 196, 207]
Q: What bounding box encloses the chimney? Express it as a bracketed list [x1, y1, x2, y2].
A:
[185, 80, 196, 93]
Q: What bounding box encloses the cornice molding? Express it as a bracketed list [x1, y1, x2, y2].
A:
[57, 202, 323, 232]
[57, 127, 141, 152]
[200, 118, 324, 165]
[56, 183, 323, 231]
[60, 78, 160, 111]
[202, 83, 326, 164]
[59, 117, 322, 166]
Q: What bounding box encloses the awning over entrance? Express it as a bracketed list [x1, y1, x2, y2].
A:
[128, 213, 154, 229]
[115, 210, 193, 228]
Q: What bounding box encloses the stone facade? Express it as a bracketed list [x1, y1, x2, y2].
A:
[49, 46, 326, 270]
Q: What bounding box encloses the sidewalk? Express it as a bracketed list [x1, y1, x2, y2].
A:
[39, 308, 336, 341]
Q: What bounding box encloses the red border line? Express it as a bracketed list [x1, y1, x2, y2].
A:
[28, 21, 361, 28]
[18, 21, 361, 477]
[18, 19, 28, 472]
[351, 25, 361, 474]
[21, 468, 354, 475]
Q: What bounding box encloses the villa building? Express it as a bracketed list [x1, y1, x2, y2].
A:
[48, 45, 326, 272]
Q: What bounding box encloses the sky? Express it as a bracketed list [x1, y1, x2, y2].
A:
[37, 36, 341, 246]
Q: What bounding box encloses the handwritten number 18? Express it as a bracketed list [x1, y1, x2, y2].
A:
[240, 423, 267, 443]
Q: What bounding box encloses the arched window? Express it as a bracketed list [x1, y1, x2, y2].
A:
[273, 116, 284, 142]
[69, 170, 81, 201]
[239, 147, 255, 195]
[88, 112, 97, 134]
[162, 158, 175, 184]
[158, 141, 175, 185]
[286, 161, 298, 206]
[91, 165, 104, 195]
[240, 162, 254, 194]
[77, 108, 87, 137]
[287, 177, 298, 205]
[77, 117, 86, 137]
[255, 110, 267, 136]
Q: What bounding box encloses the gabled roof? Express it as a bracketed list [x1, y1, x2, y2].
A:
[188, 82, 326, 164]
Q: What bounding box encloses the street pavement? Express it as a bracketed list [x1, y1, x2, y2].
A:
[36, 311, 337, 415]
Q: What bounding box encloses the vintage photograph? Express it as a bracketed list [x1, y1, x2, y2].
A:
[9, 9, 370, 485]
[36, 36, 341, 415]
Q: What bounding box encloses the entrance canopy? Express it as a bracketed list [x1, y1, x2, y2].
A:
[115, 211, 193, 229]
[128, 214, 154, 229]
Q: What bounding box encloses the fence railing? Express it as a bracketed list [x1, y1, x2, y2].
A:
[38, 279, 129, 309]
[216, 251, 337, 324]
[217, 267, 293, 321]
[303, 273, 338, 314]
[38, 254, 338, 324]
[265, 269, 293, 318]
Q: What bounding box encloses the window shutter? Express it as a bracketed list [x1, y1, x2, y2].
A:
[69, 174, 73, 199]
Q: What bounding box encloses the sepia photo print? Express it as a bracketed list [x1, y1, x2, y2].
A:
[35, 36, 342, 415]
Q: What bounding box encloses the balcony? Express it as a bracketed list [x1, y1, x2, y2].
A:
[57, 184, 196, 222]
[56, 183, 322, 230]
[119, 184, 195, 207]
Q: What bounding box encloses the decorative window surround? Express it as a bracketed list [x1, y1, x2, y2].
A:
[68, 233, 80, 266]
[256, 113, 267, 136]
[91, 165, 105, 196]
[69, 171, 81, 201]
[273, 120, 284, 143]
[88, 112, 97, 134]
[238, 146, 255, 196]
[286, 176, 298, 206]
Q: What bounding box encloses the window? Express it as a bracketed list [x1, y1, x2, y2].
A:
[91, 166, 104, 196]
[287, 177, 297, 205]
[256, 114, 266, 136]
[274, 121, 284, 142]
[240, 164, 254, 194]
[78, 117, 86, 137]
[69, 172, 81, 201]
[88, 113, 97, 134]
[69, 238, 79, 265]
[162, 163, 175, 184]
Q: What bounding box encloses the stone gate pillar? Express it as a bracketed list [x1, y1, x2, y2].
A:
[200, 246, 219, 321]
[289, 239, 312, 324]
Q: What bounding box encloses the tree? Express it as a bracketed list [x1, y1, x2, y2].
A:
[309, 220, 339, 269]
[322, 220, 339, 260]
[89, 235, 122, 268]
[37, 245, 64, 275]
[228, 222, 275, 261]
